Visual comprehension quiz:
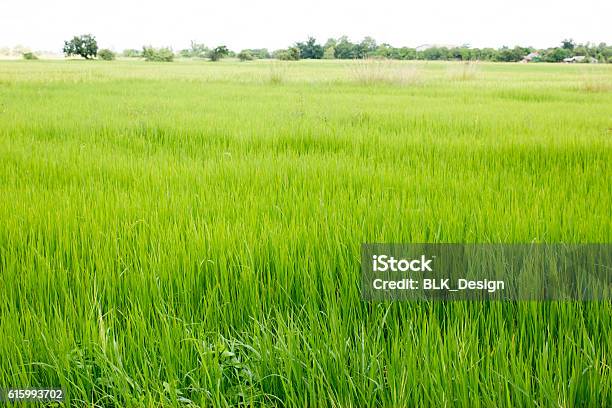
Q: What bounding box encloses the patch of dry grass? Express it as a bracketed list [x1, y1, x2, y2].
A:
[348, 59, 422, 86]
[446, 61, 481, 81]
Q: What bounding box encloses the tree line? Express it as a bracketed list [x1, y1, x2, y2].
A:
[11, 34, 611, 63]
[275, 37, 611, 63]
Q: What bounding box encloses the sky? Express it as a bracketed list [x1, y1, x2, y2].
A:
[1, 0, 611, 52]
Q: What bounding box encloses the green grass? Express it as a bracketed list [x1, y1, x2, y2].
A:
[0, 59, 611, 407]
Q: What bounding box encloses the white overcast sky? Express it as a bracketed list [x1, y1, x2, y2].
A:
[1, 0, 611, 52]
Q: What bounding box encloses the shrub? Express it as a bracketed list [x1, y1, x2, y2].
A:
[238, 50, 254, 61]
[275, 46, 300, 61]
[142, 46, 174, 62]
[122, 49, 142, 58]
[22, 52, 38, 60]
[98, 49, 115, 61]
[178, 49, 192, 58]
[187, 41, 209, 58]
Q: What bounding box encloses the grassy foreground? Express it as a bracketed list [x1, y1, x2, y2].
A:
[0, 59, 611, 407]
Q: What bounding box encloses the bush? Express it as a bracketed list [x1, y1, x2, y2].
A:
[275, 46, 300, 61]
[98, 49, 115, 61]
[238, 50, 254, 61]
[122, 49, 142, 58]
[22, 52, 38, 60]
[142, 46, 174, 62]
[186, 41, 209, 58]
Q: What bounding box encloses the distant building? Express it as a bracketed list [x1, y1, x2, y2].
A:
[521, 52, 541, 63]
[563, 55, 597, 63]
[415, 44, 459, 51]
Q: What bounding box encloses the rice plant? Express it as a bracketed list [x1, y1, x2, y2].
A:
[0, 59, 611, 407]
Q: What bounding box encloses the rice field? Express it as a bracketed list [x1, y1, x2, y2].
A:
[0, 59, 611, 407]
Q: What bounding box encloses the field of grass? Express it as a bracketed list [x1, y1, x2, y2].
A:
[1, 59, 611, 407]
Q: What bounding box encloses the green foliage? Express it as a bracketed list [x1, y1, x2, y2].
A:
[296, 37, 324, 59]
[286, 37, 611, 63]
[562, 38, 576, 50]
[208, 46, 227, 61]
[323, 46, 335, 59]
[334, 36, 358, 59]
[122, 49, 142, 58]
[359, 36, 377, 57]
[63, 34, 98, 59]
[178, 41, 209, 58]
[420, 46, 450, 60]
[237, 50, 254, 61]
[543, 47, 572, 62]
[251, 48, 271, 59]
[97, 49, 115, 61]
[1, 61, 612, 407]
[177, 49, 191, 58]
[142, 46, 174, 62]
[275, 46, 300, 61]
[208, 45, 229, 61]
[22, 52, 38, 60]
[495, 46, 531, 62]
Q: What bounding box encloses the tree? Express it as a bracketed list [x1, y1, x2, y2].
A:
[323, 46, 335, 59]
[324, 38, 337, 49]
[495, 46, 526, 62]
[420, 47, 449, 60]
[237, 50, 254, 61]
[334, 36, 357, 59]
[63, 34, 98, 59]
[208, 45, 229, 61]
[561, 39, 575, 50]
[543, 47, 571, 62]
[189, 41, 209, 58]
[358, 36, 377, 58]
[296, 37, 323, 59]
[98, 49, 115, 60]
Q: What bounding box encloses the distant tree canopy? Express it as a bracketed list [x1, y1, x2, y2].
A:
[63, 34, 98, 59]
[237, 50, 254, 61]
[562, 39, 576, 50]
[543, 47, 572, 62]
[296, 37, 323, 59]
[122, 49, 142, 58]
[283, 37, 611, 63]
[274, 46, 300, 61]
[142, 46, 174, 62]
[208, 46, 229, 61]
[59, 35, 612, 64]
[178, 41, 209, 58]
